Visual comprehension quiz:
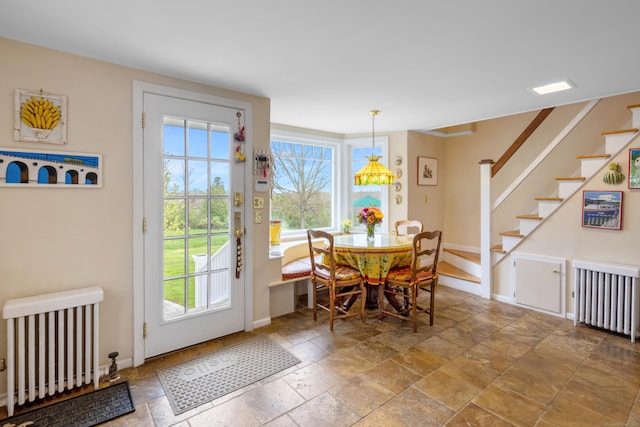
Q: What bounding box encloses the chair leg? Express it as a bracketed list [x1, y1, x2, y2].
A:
[312, 281, 318, 321]
[360, 283, 367, 323]
[378, 283, 385, 321]
[429, 281, 436, 326]
[329, 290, 335, 331]
[411, 284, 418, 333]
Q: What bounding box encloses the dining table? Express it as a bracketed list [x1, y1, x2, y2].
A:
[332, 233, 413, 310]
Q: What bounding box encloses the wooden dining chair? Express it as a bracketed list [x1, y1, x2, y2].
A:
[378, 230, 442, 332]
[394, 219, 424, 237]
[307, 229, 367, 331]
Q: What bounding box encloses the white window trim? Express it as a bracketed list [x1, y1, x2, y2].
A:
[270, 129, 342, 240]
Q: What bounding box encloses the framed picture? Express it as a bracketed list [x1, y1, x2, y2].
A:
[629, 148, 640, 189]
[14, 89, 67, 144]
[581, 190, 622, 230]
[0, 147, 102, 188]
[417, 157, 438, 186]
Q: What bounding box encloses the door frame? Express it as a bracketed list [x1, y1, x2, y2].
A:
[132, 81, 254, 366]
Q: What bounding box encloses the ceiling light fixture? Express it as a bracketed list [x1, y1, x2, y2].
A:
[354, 110, 395, 186]
[531, 80, 573, 95]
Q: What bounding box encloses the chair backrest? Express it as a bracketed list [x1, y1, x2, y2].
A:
[307, 229, 335, 280]
[395, 220, 424, 237]
[411, 230, 442, 280]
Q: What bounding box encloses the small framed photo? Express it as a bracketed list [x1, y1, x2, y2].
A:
[629, 148, 640, 189]
[582, 190, 623, 230]
[417, 157, 438, 186]
[14, 89, 67, 144]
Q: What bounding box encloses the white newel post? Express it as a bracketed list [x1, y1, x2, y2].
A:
[479, 159, 494, 299]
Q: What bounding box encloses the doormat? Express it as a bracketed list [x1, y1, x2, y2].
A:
[0, 381, 134, 427]
[157, 335, 301, 415]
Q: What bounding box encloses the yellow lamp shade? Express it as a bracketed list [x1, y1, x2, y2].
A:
[354, 155, 395, 185]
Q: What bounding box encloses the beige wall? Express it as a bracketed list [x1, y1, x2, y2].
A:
[0, 38, 271, 383]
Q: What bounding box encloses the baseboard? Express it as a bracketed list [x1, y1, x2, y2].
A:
[253, 317, 271, 329]
[0, 358, 134, 408]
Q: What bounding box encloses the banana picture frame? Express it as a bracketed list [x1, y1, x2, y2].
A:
[14, 88, 67, 144]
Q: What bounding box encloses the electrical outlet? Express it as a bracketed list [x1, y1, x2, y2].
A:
[255, 210, 262, 224]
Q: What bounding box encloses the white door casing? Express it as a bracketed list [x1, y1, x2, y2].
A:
[132, 82, 253, 364]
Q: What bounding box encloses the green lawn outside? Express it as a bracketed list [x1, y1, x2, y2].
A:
[163, 229, 229, 308]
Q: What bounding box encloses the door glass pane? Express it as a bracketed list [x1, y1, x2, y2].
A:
[211, 129, 229, 159]
[188, 121, 208, 158]
[187, 160, 208, 196]
[165, 159, 185, 196]
[163, 119, 185, 156]
[164, 278, 186, 320]
[163, 119, 232, 321]
[164, 199, 185, 235]
[164, 238, 185, 277]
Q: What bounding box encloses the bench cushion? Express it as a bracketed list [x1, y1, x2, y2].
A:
[282, 257, 313, 281]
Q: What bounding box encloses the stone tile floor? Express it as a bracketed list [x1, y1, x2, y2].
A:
[3, 286, 640, 426]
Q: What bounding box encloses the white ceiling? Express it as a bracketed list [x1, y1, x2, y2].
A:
[2, 1, 639, 134]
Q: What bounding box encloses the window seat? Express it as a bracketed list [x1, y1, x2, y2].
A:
[268, 241, 313, 317]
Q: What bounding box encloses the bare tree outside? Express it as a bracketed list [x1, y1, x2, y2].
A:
[271, 140, 333, 230]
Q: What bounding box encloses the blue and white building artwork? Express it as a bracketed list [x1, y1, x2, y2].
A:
[0, 148, 101, 187]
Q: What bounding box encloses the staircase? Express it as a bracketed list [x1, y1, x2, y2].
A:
[439, 104, 640, 294]
[438, 249, 481, 294]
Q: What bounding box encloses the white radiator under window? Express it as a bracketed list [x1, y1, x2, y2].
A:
[2, 286, 104, 416]
[573, 260, 639, 342]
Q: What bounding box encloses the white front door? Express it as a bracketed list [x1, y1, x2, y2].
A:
[143, 92, 246, 358]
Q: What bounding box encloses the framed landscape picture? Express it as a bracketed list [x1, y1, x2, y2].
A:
[629, 148, 640, 189]
[581, 190, 623, 230]
[417, 157, 438, 186]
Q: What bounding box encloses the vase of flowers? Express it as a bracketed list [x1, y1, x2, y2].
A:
[357, 206, 384, 243]
[341, 219, 352, 233]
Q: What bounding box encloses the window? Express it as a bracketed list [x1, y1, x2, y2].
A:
[270, 130, 389, 237]
[270, 131, 339, 236]
[346, 137, 389, 231]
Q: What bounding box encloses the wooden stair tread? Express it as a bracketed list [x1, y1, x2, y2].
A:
[516, 214, 542, 220]
[535, 197, 563, 201]
[601, 128, 638, 135]
[499, 230, 523, 237]
[437, 261, 480, 283]
[555, 177, 585, 181]
[443, 248, 480, 265]
[576, 154, 610, 159]
[491, 244, 505, 253]
[628, 104, 640, 110]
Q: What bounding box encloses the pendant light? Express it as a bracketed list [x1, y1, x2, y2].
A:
[354, 110, 395, 185]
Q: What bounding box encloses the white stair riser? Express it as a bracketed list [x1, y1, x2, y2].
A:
[519, 219, 540, 235]
[438, 277, 481, 296]
[605, 132, 637, 154]
[442, 251, 481, 277]
[558, 181, 583, 199]
[501, 235, 521, 252]
[581, 158, 608, 177]
[538, 200, 561, 217]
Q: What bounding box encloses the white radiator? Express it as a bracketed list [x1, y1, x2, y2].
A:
[2, 286, 104, 416]
[573, 260, 639, 342]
